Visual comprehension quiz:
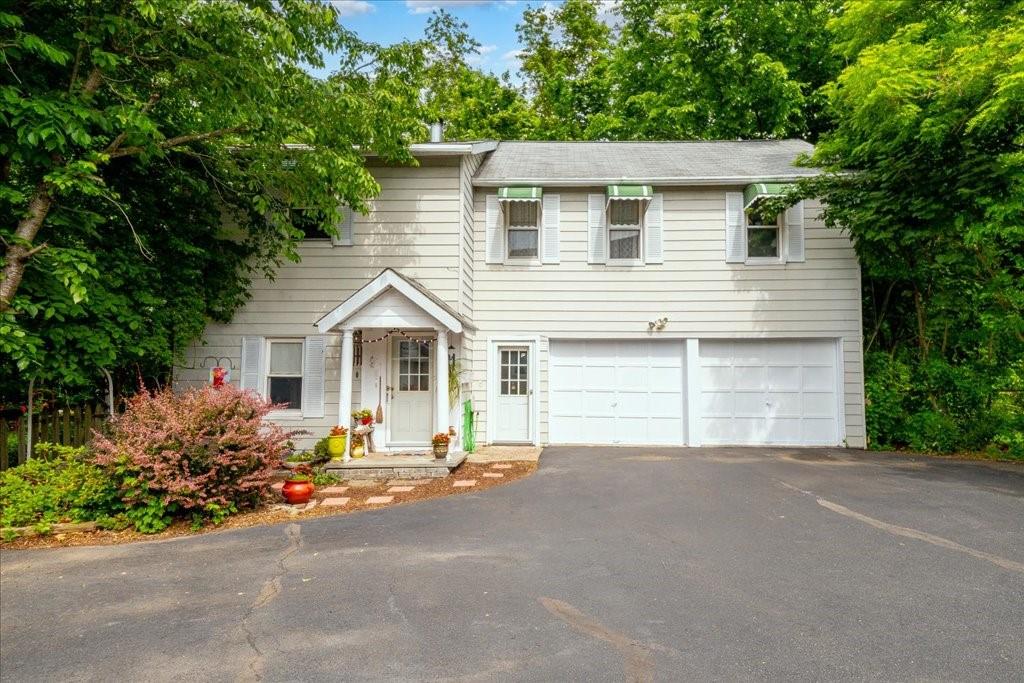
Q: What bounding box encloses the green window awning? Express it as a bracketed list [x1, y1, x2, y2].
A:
[606, 185, 653, 199]
[498, 187, 543, 200]
[743, 183, 793, 209]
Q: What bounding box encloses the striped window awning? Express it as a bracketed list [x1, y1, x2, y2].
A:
[497, 187, 543, 201]
[606, 185, 653, 200]
[743, 183, 793, 210]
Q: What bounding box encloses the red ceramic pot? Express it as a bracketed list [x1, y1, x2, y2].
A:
[282, 479, 314, 505]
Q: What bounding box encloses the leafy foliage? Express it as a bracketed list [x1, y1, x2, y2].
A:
[1, 0, 426, 400]
[805, 0, 1024, 457]
[92, 385, 291, 532]
[0, 443, 123, 531]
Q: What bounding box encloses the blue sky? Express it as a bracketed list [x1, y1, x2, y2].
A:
[319, 0, 553, 80]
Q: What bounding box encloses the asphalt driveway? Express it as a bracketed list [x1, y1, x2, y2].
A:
[2, 447, 1023, 682]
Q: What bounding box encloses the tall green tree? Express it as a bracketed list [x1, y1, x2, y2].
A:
[420, 10, 537, 140]
[806, 0, 1024, 454]
[1, 0, 425, 397]
[517, 0, 613, 139]
[608, 0, 841, 140]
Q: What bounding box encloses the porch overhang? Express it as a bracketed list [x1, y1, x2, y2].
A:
[314, 268, 467, 334]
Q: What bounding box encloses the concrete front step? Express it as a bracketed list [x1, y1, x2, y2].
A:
[324, 452, 466, 480]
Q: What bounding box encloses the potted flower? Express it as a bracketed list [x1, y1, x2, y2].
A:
[351, 433, 366, 459]
[282, 465, 315, 505]
[431, 432, 450, 459]
[352, 408, 374, 427]
[327, 425, 348, 459]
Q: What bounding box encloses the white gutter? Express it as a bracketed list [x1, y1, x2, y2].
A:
[408, 141, 498, 156]
[473, 173, 819, 187]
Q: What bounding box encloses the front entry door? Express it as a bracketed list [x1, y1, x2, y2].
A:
[389, 340, 433, 446]
[495, 346, 531, 442]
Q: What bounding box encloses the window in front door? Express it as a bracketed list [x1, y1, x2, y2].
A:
[500, 349, 529, 395]
[397, 341, 431, 391]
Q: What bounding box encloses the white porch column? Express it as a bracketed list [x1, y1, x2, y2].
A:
[435, 329, 450, 440]
[339, 328, 355, 461]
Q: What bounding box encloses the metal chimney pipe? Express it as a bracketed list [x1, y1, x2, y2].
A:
[429, 121, 443, 143]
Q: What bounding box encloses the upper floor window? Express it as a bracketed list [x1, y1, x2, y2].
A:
[266, 339, 303, 410]
[506, 201, 540, 259]
[608, 199, 643, 261]
[743, 202, 784, 263]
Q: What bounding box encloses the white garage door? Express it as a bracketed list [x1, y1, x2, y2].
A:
[699, 339, 840, 446]
[549, 340, 685, 445]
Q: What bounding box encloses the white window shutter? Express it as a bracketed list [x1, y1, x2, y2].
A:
[331, 206, 353, 247]
[301, 335, 326, 418]
[542, 193, 560, 264]
[785, 200, 805, 262]
[485, 194, 504, 264]
[240, 336, 264, 395]
[588, 194, 607, 264]
[725, 192, 745, 263]
[645, 193, 664, 264]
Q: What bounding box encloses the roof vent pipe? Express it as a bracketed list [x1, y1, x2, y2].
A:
[429, 120, 444, 143]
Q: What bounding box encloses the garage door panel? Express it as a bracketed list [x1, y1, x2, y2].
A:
[766, 366, 801, 391]
[802, 392, 835, 417]
[649, 367, 684, 392]
[549, 340, 685, 445]
[699, 339, 840, 446]
[551, 390, 584, 414]
[803, 365, 835, 392]
[734, 366, 766, 391]
[701, 365, 732, 386]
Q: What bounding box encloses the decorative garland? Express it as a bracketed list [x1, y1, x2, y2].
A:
[358, 329, 437, 345]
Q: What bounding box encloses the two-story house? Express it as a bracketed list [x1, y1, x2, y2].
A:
[175, 139, 865, 455]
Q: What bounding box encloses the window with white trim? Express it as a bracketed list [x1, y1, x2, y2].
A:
[506, 201, 540, 259]
[266, 340, 303, 410]
[744, 208, 782, 262]
[608, 199, 643, 261]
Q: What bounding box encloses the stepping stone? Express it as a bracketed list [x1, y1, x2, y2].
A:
[320, 486, 348, 494]
[365, 496, 394, 505]
[482, 472, 504, 478]
[387, 486, 414, 493]
[302, 501, 318, 511]
[491, 463, 513, 470]
[347, 480, 378, 488]
[321, 497, 350, 507]
[452, 480, 477, 487]
[387, 479, 431, 486]
[271, 482, 285, 491]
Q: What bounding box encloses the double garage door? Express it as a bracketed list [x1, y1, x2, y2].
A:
[548, 339, 840, 446]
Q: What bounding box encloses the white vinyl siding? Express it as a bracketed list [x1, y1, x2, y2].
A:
[175, 158, 463, 447]
[471, 189, 865, 448]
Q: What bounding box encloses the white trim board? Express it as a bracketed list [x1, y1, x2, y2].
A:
[316, 269, 463, 334]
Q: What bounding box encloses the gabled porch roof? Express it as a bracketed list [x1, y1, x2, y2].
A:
[314, 269, 470, 334]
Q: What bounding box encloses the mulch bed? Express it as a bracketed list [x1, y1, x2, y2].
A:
[0, 461, 537, 551]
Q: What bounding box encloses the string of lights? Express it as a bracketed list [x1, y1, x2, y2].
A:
[357, 329, 437, 345]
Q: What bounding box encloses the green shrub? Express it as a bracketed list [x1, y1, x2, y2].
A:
[0, 444, 124, 530]
[313, 436, 329, 461]
[312, 471, 341, 486]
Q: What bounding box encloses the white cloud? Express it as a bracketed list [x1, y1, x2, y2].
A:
[502, 48, 524, 62]
[405, 0, 511, 14]
[478, 44, 498, 55]
[331, 0, 375, 17]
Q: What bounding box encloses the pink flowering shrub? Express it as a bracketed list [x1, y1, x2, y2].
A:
[93, 385, 290, 532]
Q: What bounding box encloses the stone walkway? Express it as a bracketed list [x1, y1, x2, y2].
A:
[270, 464, 520, 514]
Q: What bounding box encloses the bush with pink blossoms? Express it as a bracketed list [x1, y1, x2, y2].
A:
[93, 385, 291, 532]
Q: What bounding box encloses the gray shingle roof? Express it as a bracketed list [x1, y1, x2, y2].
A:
[473, 140, 818, 186]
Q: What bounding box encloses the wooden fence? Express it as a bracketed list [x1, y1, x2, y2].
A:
[1, 404, 109, 470]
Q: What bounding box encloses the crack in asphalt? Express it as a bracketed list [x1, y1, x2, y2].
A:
[778, 481, 1024, 575]
[235, 523, 303, 682]
[539, 596, 655, 683]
